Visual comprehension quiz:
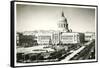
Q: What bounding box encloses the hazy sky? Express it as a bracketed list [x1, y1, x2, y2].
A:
[16, 3, 96, 32]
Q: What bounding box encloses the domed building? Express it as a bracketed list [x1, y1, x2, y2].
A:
[58, 11, 72, 32]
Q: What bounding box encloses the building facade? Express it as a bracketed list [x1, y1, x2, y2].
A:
[85, 32, 95, 41]
[37, 32, 52, 45]
[51, 32, 60, 45]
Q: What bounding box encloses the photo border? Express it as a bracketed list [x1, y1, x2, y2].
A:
[10, 1, 98, 67]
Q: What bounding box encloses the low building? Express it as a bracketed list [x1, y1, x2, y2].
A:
[60, 32, 84, 44]
[16, 32, 23, 46]
[16, 33, 19, 45]
[37, 32, 52, 45]
[84, 32, 95, 41]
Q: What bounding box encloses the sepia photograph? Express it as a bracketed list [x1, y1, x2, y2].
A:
[11, 1, 98, 67]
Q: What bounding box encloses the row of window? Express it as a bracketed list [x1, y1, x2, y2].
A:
[37, 35, 76, 41]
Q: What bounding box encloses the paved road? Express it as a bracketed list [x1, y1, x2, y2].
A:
[60, 40, 95, 62]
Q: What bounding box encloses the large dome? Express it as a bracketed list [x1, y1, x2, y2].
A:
[59, 11, 68, 24]
[58, 11, 70, 32]
[59, 16, 67, 23]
